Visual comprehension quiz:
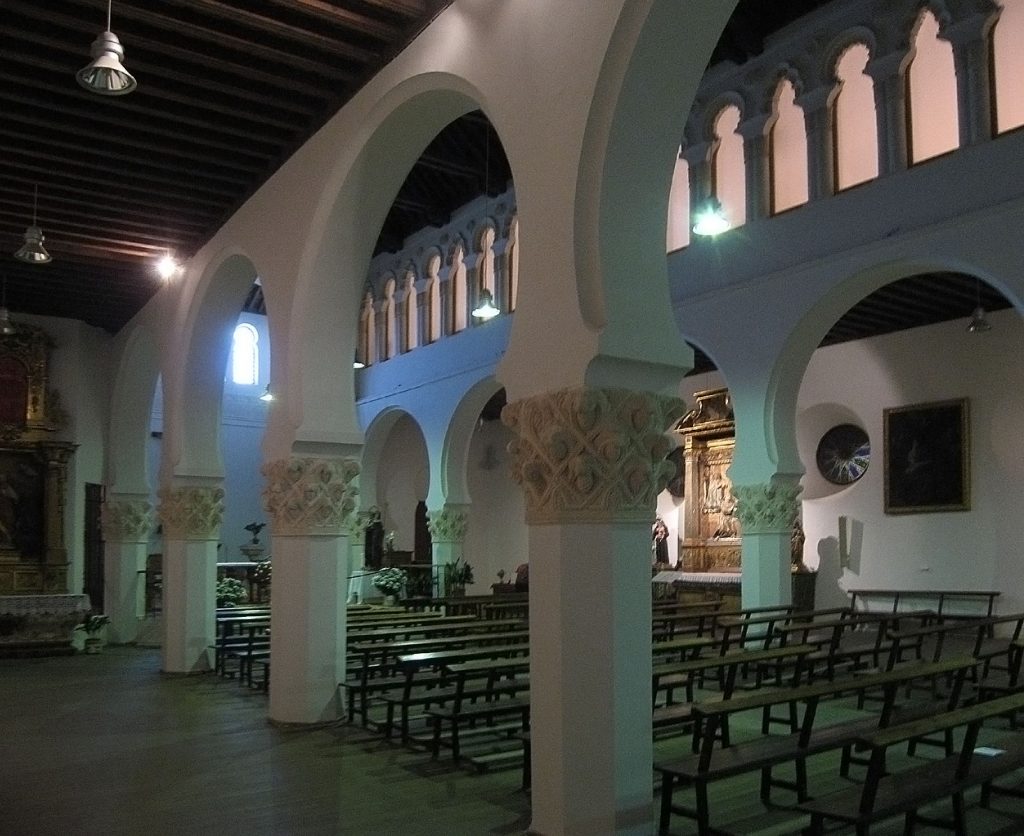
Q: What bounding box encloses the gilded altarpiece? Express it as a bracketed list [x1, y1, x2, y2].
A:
[677, 388, 741, 572]
[0, 324, 74, 595]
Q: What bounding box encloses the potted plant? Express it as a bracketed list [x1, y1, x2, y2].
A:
[75, 613, 110, 654]
[372, 566, 407, 606]
[216, 577, 248, 608]
[252, 559, 272, 603]
[444, 558, 474, 597]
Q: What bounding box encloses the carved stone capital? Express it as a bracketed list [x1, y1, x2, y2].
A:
[502, 387, 685, 525]
[261, 457, 359, 537]
[157, 487, 224, 541]
[344, 509, 375, 542]
[731, 482, 803, 534]
[427, 505, 469, 543]
[101, 498, 154, 543]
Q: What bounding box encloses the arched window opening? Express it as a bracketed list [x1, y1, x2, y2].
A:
[666, 149, 691, 251]
[231, 322, 259, 385]
[382, 277, 397, 360]
[359, 292, 376, 367]
[908, 9, 959, 163]
[478, 226, 496, 300]
[833, 42, 879, 190]
[449, 242, 468, 333]
[403, 270, 418, 352]
[425, 253, 441, 343]
[507, 217, 519, 312]
[711, 105, 746, 228]
[993, 0, 1024, 133]
[770, 78, 809, 213]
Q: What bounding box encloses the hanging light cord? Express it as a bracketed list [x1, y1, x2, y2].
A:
[32, 185, 38, 225]
[106, 0, 112, 31]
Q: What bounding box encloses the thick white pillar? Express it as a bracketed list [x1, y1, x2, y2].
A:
[158, 486, 223, 673]
[504, 387, 683, 836]
[732, 481, 802, 610]
[263, 457, 359, 724]
[427, 504, 468, 594]
[100, 495, 153, 644]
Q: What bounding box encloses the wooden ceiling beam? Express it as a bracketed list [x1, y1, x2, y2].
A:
[270, 0, 404, 40]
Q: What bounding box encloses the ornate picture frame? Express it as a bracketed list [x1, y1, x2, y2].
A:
[883, 398, 970, 514]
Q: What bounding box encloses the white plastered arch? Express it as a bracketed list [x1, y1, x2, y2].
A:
[437, 376, 504, 508]
[360, 406, 429, 513]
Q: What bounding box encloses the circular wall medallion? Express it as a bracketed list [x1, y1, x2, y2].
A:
[815, 424, 870, 485]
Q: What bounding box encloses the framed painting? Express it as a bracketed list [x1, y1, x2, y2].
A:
[884, 398, 969, 514]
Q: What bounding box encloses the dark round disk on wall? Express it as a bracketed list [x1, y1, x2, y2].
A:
[815, 424, 870, 486]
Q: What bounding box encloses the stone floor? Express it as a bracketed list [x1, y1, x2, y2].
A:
[2, 647, 1023, 835]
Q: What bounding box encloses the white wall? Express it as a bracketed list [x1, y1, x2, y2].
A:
[375, 413, 428, 552]
[465, 417, 527, 590]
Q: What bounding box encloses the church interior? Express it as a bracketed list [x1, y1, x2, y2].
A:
[3, 1, 1024, 833]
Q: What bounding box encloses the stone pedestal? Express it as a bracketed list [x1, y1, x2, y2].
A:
[263, 457, 358, 724]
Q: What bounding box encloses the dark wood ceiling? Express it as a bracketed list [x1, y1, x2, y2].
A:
[0, 0, 1014, 354]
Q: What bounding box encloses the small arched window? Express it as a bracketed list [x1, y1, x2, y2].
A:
[449, 242, 468, 333]
[770, 77, 809, 213]
[993, 0, 1024, 133]
[478, 225, 496, 299]
[833, 43, 878, 190]
[425, 253, 442, 342]
[666, 148, 690, 251]
[506, 217, 519, 312]
[908, 9, 959, 163]
[359, 292, 376, 366]
[231, 323, 259, 385]
[403, 270, 418, 352]
[711, 105, 746, 228]
[382, 277, 397, 360]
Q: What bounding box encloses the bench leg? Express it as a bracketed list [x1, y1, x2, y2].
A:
[451, 721, 461, 762]
[657, 774, 675, 835]
[695, 780, 711, 836]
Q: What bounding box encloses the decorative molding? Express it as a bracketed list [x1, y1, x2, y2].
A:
[261, 457, 359, 537]
[344, 509, 376, 543]
[502, 387, 685, 524]
[157, 486, 224, 541]
[731, 482, 803, 534]
[101, 499, 153, 543]
[427, 505, 468, 543]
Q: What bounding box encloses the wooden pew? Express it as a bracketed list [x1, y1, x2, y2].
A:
[655, 656, 978, 835]
[798, 690, 1024, 834]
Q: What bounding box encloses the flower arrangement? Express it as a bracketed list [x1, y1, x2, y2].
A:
[216, 577, 248, 607]
[372, 567, 407, 596]
[252, 560, 272, 586]
[75, 613, 110, 635]
[244, 521, 266, 544]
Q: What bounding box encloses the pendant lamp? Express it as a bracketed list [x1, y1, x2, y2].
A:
[15, 185, 52, 264]
[77, 0, 137, 96]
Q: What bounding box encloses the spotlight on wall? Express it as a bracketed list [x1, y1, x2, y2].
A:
[77, 0, 137, 96]
[966, 279, 992, 333]
[14, 185, 52, 264]
[691, 198, 730, 237]
[471, 288, 499, 320]
[259, 384, 275, 402]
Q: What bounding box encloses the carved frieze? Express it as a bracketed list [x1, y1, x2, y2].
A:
[157, 486, 225, 541]
[502, 387, 685, 524]
[427, 505, 468, 543]
[261, 457, 359, 537]
[732, 482, 803, 534]
[101, 499, 154, 543]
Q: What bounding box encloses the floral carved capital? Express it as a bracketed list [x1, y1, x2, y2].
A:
[731, 482, 803, 534]
[502, 387, 685, 524]
[427, 505, 468, 543]
[157, 487, 225, 541]
[101, 499, 154, 543]
[261, 457, 359, 537]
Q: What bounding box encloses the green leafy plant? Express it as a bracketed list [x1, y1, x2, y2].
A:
[75, 613, 110, 635]
[372, 567, 407, 596]
[445, 558, 474, 594]
[252, 560, 272, 586]
[216, 577, 248, 607]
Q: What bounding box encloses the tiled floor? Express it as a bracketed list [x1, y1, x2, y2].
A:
[2, 647, 1024, 835]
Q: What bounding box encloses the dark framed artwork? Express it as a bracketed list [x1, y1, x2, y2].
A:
[883, 398, 969, 514]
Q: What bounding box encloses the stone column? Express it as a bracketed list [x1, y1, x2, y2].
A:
[737, 113, 772, 221]
[732, 481, 802, 609]
[158, 485, 224, 673]
[345, 510, 371, 604]
[263, 456, 359, 724]
[945, 13, 995, 147]
[100, 495, 153, 644]
[503, 387, 683, 836]
[797, 84, 836, 202]
[427, 504, 469, 595]
[682, 141, 712, 207]
[866, 50, 910, 176]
